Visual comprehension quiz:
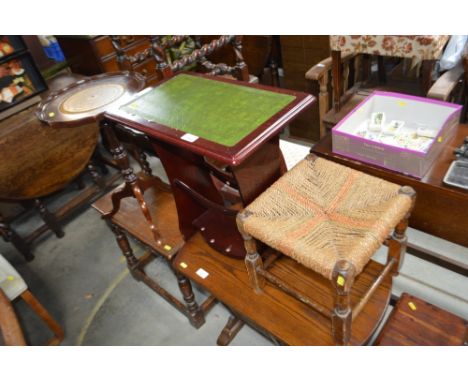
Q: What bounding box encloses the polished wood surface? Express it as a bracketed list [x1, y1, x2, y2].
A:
[175, 233, 391, 345]
[312, 124, 468, 249]
[0, 107, 99, 200]
[0, 73, 120, 260]
[106, 72, 314, 166]
[104, 72, 313, 259]
[375, 293, 468, 345]
[92, 170, 216, 328]
[93, 174, 185, 259]
[58, 35, 274, 86]
[37, 72, 145, 128]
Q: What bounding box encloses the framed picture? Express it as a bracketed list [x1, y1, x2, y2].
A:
[0, 36, 27, 60]
[0, 52, 47, 115]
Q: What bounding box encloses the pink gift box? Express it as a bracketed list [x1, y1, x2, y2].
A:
[332, 91, 462, 178]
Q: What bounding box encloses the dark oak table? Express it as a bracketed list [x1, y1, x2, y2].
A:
[0, 73, 134, 260]
[104, 72, 314, 258]
[311, 124, 468, 275]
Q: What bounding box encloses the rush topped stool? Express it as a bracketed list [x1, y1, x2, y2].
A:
[236, 154, 416, 345]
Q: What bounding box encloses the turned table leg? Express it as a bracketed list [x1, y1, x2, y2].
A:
[109, 222, 140, 277]
[34, 199, 64, 238]
[0, 213, 34, 261]
[174, 271, 205, 328]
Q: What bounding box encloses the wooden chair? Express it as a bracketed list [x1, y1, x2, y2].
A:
[236, 154, 416, 345]
[0, 254, 64, 345]
[110, 35, 250, 83]
[306, 47, 468, 137]
[0, 288, 26, 346]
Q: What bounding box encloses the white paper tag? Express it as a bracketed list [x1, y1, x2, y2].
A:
[196, 268, 209, 279]
[181, 133, 199, 142]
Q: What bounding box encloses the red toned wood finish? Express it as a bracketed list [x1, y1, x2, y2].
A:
[375, 293, 468, 345]
[105, 72, 314, 166]
[311, 126, 468, 275]
[104, 72, 314, 258]
[37, 72, 146, 128]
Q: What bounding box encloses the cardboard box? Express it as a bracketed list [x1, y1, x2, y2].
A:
[332, 91, 462, 178]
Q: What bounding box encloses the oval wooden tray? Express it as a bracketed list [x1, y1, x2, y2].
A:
[36, 71, 146, 127]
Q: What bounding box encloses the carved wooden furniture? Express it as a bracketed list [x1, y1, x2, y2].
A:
[375, 293, 468, 345]
[0, 107, 101, 260]
[111, 35, 250, 84]
[56, 35, 275, 85]
[307, 36, 459, 137]
[234, 155, 415, 345]
[101, 72, 312, 343]
[0, 73, 141, 261]
[37, 72, 145, 126]
[104, 72, 314, 259]
[92, 166, 216, 328]
[37, 70, 215, 328]
[0, 254, 64, 345]
[174, 231, 393, 344]
[311, 124, 468, 276]
[56, 36, 159, 82]
[109, 35, 254, 170]
[198, 35, 281, 85]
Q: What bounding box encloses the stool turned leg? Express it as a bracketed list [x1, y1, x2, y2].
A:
[108, 222, 141, 279]
[34, 199, 64, 238]
[387, 186, 416, 276]
[20, 290, 64, 346]
[331, 260, 356, 346]
[237, 212, 265, 293]
[174, 272, 205, 328]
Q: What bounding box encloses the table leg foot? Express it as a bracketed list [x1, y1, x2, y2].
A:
[0, 215, 34, 261]
[217, 315, 244, 346]
[175, 272, 205, 328]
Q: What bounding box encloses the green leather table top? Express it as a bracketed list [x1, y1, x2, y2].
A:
[120, 74, 296, 147]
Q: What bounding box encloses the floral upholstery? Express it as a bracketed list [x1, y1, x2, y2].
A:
[330, 35, 449, 61]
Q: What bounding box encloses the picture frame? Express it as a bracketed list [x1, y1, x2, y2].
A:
[0, 35, 27, 61]
[0, 51, 48, 117]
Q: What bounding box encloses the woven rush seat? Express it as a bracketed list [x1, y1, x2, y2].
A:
[241, 154, 413, 279]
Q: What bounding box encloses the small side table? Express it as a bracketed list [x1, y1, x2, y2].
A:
[104, 72, 314, 258]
